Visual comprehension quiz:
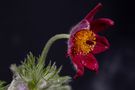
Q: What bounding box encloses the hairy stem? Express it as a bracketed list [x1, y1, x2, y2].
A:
[39, 34, 70, 64]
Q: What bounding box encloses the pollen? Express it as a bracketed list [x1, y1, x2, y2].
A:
[73, 29, 96, 54]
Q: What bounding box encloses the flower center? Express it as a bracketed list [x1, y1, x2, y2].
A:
[73, 29, 96, 54]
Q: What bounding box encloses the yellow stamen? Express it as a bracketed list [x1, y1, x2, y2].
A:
[73, 29, 96, 54]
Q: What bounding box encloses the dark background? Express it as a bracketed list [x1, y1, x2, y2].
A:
[0, 0, 135, 90]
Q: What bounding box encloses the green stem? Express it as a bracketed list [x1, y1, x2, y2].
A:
[39, 34, 70, 64]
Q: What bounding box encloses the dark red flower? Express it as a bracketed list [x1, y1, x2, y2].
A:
[68, 3, 114, 79]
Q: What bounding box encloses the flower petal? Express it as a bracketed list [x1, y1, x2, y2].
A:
[68, 20, 90, 49]
[92, 35, 110, 54]
[91, 18, 114, 33]
[81, 54, 98, 71]
[70, 20, 90, 36]
[84, 3, 103, 22]
[70, 54, 84, 79]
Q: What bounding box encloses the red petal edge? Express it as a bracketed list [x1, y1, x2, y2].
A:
[70, 53, 99, 79]
[84, 3, 103, 22]
[92, 34, 110, 54]
[71, 54, 85, 79]
[91, 18, 114, 33]
[81, 53, 99, 71]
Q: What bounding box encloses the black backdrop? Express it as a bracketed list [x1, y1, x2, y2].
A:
[0, 0, 135, 90]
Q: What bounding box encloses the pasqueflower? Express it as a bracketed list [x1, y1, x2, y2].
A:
[68, 3, 114, 79]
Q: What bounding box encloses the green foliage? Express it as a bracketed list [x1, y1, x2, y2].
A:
[9, 52, 71, 90]
[0, 81, 6, 90]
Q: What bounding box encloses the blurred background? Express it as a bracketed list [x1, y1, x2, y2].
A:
[0, 0, 135, 90]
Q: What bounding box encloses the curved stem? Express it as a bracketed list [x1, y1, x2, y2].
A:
[39, 34, 70, 64]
